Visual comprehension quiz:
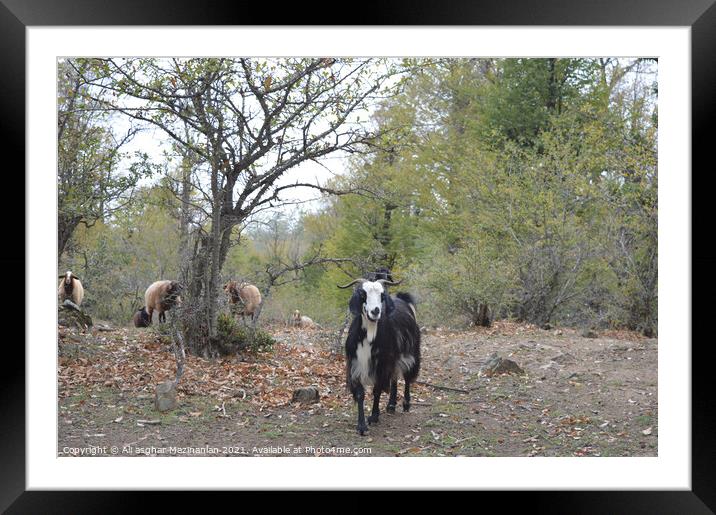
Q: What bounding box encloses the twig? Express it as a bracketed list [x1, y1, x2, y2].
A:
[415, 381, 470, 394]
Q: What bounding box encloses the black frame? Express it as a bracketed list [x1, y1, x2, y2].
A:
[4, 0, 713, 510]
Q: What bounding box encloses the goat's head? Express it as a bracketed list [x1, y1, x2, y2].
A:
[293, 310, 301, 321]
[59, 271, 78, 294]
[166, 281, 184, 306]
[338, 277, 402, 322]
[60, 271, 79, 286]
[223, 281, 239, 301]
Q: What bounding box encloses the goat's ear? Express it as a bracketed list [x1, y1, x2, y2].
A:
[348, 290, 363, 316]
[70, 274, 80, 281]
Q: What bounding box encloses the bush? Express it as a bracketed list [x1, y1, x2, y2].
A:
[216, 313, 276, 355]
[413, 240, 516, 328]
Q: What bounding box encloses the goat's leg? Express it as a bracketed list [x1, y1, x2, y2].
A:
[387, 380, 398, 413]
[368, 388, 381, 425]
[352, 383, 368, 435]
[403, 382, 411, 412]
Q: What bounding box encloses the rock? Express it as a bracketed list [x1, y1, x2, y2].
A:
[581, 329, 598, 338]
[553, 329, 563, 336]
[551, 352, 577, 364]
[479, 352, 525, 377]
[541, 323, 552, 330]
[58, 301, 93, 329]
[444, 356, 461, 368]
[291, 386, 320, 404]
[154, 380, 177, 412]
[538, 362, 560, 379]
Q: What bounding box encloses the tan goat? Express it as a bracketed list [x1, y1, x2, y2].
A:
[58, 271, 84, 306]
[144, 280, 183, 324]
[224, 281, 262, 322]
[292, 310, 318, 329]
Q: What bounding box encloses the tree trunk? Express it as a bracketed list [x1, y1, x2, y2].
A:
[177, 154, 193, 283]
[182, 214, 235, 356]
[476, 303, 492, 327]
[58, 214, 82, 261]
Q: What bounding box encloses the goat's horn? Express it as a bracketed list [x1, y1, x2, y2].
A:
[337, 278, 367, 289]
[376, 279, 402, 286]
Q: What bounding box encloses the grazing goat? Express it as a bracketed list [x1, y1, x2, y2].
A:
[133, 306, 151, 328]
[338, 276, 421, 435]
[58, 271, 84, 306]
[144, 280, 183, 324]
[292, 310, 318, 329]
[224, 281, 262, 322]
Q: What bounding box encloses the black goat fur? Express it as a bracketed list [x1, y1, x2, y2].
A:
[133, 307, 151, 328]
[344, 284, 421, 435]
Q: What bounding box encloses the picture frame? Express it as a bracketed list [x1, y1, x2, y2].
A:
[4, 0, 713, 509]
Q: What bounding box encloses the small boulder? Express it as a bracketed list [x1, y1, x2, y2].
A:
[541, 323, 552, 330]
[551, 352, 577, 364]
[581, 329, 598, 338]
[479, 353, 525, 377]
[155, 380, 177, 412]
[291, 386, 320, 404]
[58, 300, 93, 329]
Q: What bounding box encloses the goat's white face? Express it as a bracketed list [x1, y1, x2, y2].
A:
[362, 281, 384, 322]
[65, 271, 73, 285]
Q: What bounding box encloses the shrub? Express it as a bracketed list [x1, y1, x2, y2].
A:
[216, 313, 275, 355]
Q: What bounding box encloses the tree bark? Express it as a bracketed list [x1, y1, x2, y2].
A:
[58, 214, 82, 260]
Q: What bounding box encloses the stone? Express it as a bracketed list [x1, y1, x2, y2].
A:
[581, 329, 598, 338]
[58, 301, 93, 329]
[479, 352, 526, 377]
[291, 386, 320, 404]
[155, 380, 177, 412]
[551, 352, 577, 364]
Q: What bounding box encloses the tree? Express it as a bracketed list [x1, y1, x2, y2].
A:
[74, 57, 398, 353]
[57, 60, 141, 260]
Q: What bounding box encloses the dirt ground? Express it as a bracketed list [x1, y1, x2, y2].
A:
[58, 321, 657, 457]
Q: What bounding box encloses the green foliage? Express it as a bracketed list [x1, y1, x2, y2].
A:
[60, 57, 658, 336]
[60, 185, 181, 323]
[216, 313, 275, 355]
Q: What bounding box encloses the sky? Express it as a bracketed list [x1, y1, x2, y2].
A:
[118, 120, 348, 218]
[101, 57, 397, 224]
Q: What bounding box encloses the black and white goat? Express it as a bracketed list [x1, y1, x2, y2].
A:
[338, 277, 421, 435]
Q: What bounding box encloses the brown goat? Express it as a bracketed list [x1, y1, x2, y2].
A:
[58, 271, 84, 306]
[224, 281, 262, 322]
[144, 280, 183, 324]
[292, 310, 317, 329]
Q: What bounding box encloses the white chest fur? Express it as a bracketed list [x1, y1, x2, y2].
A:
[351, 318, 378, 386]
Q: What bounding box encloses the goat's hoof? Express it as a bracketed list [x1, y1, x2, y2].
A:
[386, 404, 396, 413]
[402, 402, 410, 412]
[357, 423, 369, 435]
[367, 414, 379, 425]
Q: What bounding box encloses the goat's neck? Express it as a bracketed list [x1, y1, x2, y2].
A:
[361, 313, 378, 344]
